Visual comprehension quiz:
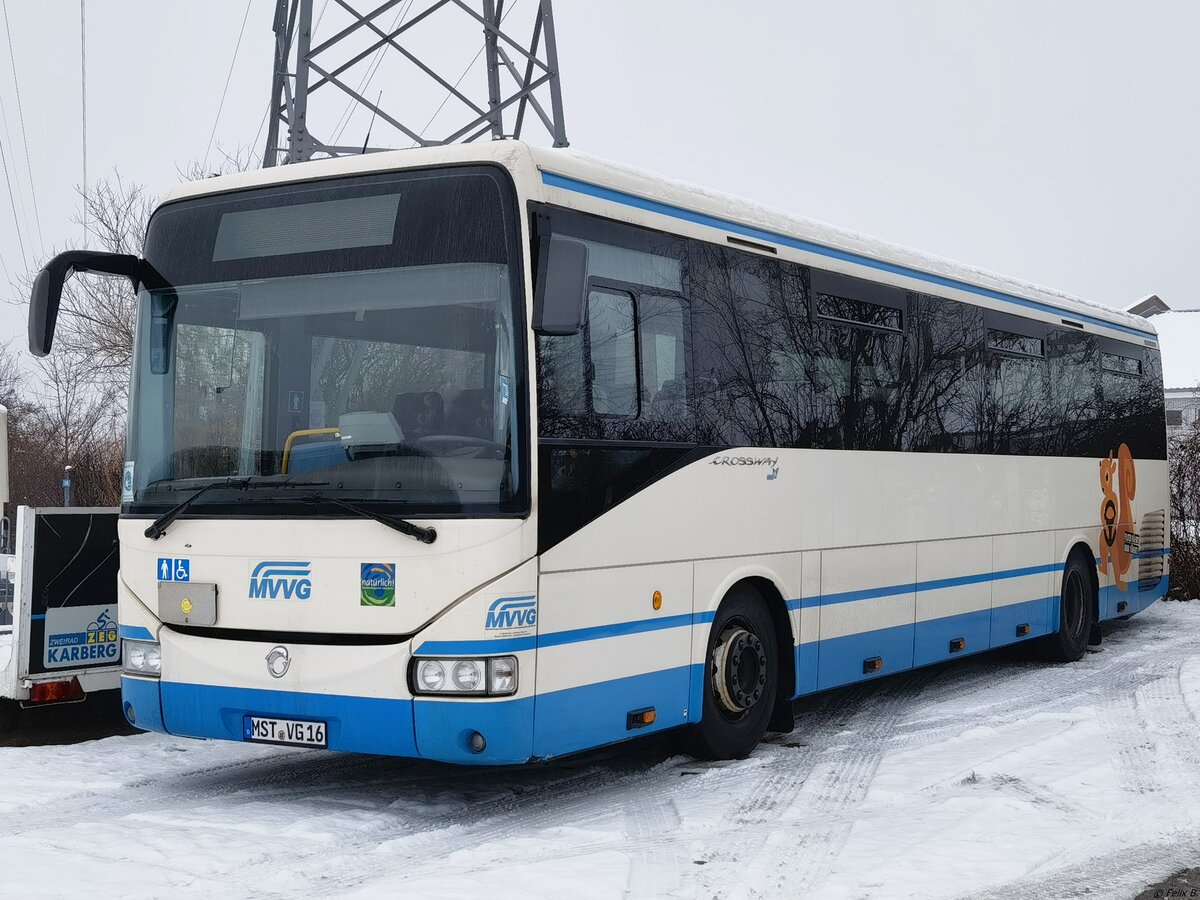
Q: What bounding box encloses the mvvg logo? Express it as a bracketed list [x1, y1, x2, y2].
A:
[485, 595, 537, 631]
[249, 561, 313, 600]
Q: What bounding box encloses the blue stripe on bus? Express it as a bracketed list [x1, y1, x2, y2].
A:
[30, 614, 45, 620]
[417, 549, 1166, 657]
[786, 561, 1066, 611]
[418, 552, 1170, 661]
[415, 635, 537, 655]
[415, 610, 719, 657]
[120, 625, 155, 641]
[538, 612, 696, 647]
[1134, 547, 1171, 559]
[541, 171, 1158, 342]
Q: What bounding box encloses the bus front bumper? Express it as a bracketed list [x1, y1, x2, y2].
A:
[120, 675, 535, 766]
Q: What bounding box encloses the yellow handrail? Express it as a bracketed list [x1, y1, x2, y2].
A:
[281, 428, 340, 474]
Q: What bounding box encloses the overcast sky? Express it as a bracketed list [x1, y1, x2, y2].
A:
[0, 0, 1196, 344]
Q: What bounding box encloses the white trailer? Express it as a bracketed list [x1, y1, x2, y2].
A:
[0, 506, 121, 703]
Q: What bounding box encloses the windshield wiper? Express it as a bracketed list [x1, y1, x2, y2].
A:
[302, 493, 437, 544]
[143, 477, 329, 540]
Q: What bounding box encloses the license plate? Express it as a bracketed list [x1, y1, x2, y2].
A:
[242, 715, 327, 748]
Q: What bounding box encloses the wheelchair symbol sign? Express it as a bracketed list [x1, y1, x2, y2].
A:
[158, 557, 190, 582]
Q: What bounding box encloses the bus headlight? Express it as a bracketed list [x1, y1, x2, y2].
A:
[411, 656, 517, 696]
[123, 639, 161, 677]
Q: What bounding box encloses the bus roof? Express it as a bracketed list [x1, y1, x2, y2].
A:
[161, 141, 1157, 342]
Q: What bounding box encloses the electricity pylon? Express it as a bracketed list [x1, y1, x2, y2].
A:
[262, 0, 569, 167]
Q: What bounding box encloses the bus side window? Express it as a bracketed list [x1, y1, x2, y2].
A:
[1047, 327, 1100, 456]
[587, 289, 638, 416]
[981, 314, 1050, 455]
[809, 270, 909, 452]
[638, 294, 688, 423]
[908, 293, 983, 453]
[1097, 339, 1151, 455]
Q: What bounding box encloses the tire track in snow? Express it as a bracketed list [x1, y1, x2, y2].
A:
[892, 623, 1191, 757]
[208, 753, 705, 896]
[622, 792, 682, 897]
[690, 668, 945, 898]
[779, 668, 945, 896]
[1096, 687, 1160, 795]
[1141, 662, 1200, 780]
[966, 829, 1200, 900]
[4, 746, 330, 832]
[683, 684, 876, 896]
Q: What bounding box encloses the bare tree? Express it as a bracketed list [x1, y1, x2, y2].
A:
[51, 175, 154, 401]
[1170, 425, 1200, 599]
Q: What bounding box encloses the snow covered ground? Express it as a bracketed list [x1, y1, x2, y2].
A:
[3, 601, 1200, 899]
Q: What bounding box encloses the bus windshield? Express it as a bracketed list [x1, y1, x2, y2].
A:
[124, 166, 527, 518]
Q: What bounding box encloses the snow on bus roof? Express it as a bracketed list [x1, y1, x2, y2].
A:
[162, 142, 1155, 339]
[531, 147, 1157, 339]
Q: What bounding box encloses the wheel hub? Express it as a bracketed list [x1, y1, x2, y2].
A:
[712, 625, 768, 716]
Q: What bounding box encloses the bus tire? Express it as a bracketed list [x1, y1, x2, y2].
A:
[1038, 552, 1096, 663]
[680, 584, 778, 760]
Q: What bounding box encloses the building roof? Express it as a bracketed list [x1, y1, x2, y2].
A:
[1125, 294, 1170, 317]
[1153, 309, 1200, 390]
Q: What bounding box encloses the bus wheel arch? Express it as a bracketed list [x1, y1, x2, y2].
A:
[681, 578, 789, 760]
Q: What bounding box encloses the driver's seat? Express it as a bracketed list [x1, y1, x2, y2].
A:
[392, 391, 444, 441]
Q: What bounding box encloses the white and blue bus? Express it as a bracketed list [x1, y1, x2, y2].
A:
[28, 143, 1168, 763]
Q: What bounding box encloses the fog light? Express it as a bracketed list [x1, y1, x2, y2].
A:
[468, 731, 487, 753]
[417, 660, 446, 692]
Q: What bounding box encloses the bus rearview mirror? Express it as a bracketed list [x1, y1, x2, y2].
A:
[532, 235, 589, 336]
[28, 250, 142, 357]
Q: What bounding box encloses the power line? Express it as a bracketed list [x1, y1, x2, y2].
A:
[0, 135, 26, 271]
[80, 0, 87, 241]
[0, 68, 32, 261]
[203, 0, 254, 171]
[1, 1, 41, 253]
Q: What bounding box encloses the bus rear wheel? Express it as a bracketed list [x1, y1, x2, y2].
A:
[1038, 552, 1096, 663]
[680, 585, 778, 760]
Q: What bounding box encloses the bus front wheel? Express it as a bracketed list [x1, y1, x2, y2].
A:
[681, 585, 778, 760]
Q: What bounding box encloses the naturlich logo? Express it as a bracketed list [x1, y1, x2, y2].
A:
[360, 563, 396, 607]
[248, 560, 313, 600]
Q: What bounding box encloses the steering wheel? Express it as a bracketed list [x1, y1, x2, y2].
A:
[416, 434, 506, 459]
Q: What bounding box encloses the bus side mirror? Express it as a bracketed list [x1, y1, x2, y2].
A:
[28, 250, 141, 356]
[532, 235, 589, 336]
